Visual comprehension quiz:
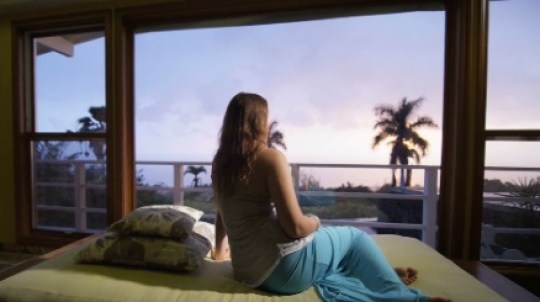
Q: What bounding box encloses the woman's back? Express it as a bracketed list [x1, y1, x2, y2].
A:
[216, 148, 313, 286]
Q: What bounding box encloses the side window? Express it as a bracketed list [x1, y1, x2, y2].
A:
[31, 31, 107, 232]
[481, 0, 540, 263]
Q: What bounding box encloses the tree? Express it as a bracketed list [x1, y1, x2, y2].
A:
[372, 97, 438, 187]
[267, 120, 287, 150]
[184, 165, 207, 187]
[69, 106, 106, 160]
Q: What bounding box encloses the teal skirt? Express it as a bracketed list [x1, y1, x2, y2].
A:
[258, 226, 429, 302]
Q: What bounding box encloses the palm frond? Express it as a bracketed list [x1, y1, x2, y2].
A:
[372, 118, 396, 130]
[184, 165, 207, 176]
[409, 116, 438, 130]
[374, 104, 396, 117]
[409, 133, 429, 155]
[268, 121, 287, 150]
[372, 133, 388, 148]
[407, 148, 421, 164]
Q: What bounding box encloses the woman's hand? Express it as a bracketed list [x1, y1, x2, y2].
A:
[211, 246, 230, 261]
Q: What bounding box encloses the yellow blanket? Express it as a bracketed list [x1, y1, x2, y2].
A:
[0, 235, 506, 302]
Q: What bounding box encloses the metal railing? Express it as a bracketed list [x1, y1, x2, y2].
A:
[33, 160, 540, 251]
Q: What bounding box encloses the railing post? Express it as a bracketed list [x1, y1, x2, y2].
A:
[423, 167, 438, 248]
[74, 162, 86, 232]
[174, 164, 184, 205]
[290, 164, 300, 191]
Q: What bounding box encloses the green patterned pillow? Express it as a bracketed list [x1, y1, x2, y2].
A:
[108, 205, 204, 239]
[75, 232, 211, 271]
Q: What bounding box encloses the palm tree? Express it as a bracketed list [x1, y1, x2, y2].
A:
[268, 120, 287, 150]
[69, 106, 106, 160]
[184, 165, 207, 187]
[372, 97, 438, 187]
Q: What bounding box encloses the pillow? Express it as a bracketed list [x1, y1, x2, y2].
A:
[193, 221, 216, 247]
[75, 232, 211, 272]
[108, 205, 204, 239]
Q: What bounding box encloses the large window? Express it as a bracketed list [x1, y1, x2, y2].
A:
[134, 12, 444, 240]
[481, 0, 540, 263]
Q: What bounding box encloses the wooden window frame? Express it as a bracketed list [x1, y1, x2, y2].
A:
[12, 11, 135, 247]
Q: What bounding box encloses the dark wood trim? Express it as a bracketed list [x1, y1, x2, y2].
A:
[485, 261, 540, 298]
[108, 12, 135, 223]
[15, 231, 91, 248]
[119, 0, 443, 28]
[438, 0, 489, 260]
[483, 261, 540, 274]
[12, 24, 32, 243]
[11, 12, 106, 32]
[0, 234, 99, 282]
[454, 260, 540, 302]
[485, 130, 540, 141]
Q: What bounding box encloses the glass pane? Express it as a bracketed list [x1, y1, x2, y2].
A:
[36, 210, 74, 229]
[32, 139, 107, 232]
[87, 212, 107, 230]
[86, 163, 107, 184]
[34, 31, 105, 133]
[184, 191, 215, 214]
[486, 0, 540, 129]
[482, 141, 540, 262]
[136, 188, 174, 208]
[87, 188, 106, 208]
[134, 11, 445, 196]
[36, 186, 74, 207]
[136, 164, 174, 188]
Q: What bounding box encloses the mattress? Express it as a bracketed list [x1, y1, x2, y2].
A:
[0, 235, 506, 302]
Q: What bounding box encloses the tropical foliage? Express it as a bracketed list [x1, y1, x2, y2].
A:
[68, 105, 106, 160]
[498, 177, 540, 224]
[184, 165, 207, 187]
[483, 177, 540, 256]
[372, 97, 438, 187]
[267, 120, 287, 150]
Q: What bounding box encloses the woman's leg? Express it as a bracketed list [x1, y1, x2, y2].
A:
[257, 246, 324, 294]
[313, 226, 428, 302]
[260, 226, 431, 301]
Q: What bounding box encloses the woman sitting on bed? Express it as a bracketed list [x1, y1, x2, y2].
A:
[210, 92, 451, 302]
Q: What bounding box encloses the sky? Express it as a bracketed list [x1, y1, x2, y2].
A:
[35, 0, 539, 189]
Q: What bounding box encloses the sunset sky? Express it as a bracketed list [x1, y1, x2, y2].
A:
[35, 0, 539, 188]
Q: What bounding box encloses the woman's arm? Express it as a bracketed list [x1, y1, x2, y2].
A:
[211, 209, 230, 260]
[265, 149, 320, 238]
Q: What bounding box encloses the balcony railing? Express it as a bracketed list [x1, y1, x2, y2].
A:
[34, 160, 540, 261]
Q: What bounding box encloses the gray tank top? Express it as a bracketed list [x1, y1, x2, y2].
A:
[217, 184, 313, 287]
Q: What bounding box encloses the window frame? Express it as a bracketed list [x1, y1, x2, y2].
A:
[11, 12, 135, 247]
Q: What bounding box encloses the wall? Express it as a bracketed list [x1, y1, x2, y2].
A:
[0, 19, 16, 244]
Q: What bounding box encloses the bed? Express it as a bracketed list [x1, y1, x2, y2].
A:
[0, 234, 511, 302]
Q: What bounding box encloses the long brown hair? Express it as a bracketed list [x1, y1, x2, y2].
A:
[212, 92, 268, 199]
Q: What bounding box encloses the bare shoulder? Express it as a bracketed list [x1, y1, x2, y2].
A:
[257, 147, 288, 166]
